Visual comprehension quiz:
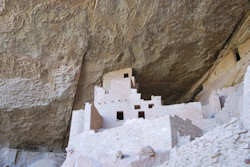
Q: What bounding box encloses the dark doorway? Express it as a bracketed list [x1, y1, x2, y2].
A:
[219, 96, 226, 109]
[134, 105, 141, 110]
[234, 48, 241, 62]
[117, 111, 124, 120]
[138, 111, 145, 119]
[124, 73, 129, 78]
[148, 104, 154, 108]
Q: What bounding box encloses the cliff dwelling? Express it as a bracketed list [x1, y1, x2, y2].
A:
[69, 68, 204, 130]
[1, 1, 250, 167]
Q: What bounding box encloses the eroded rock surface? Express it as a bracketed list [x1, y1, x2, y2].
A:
[0, 0, 248, 150]
[0, 147, 65, 167]
[74, 0, 248, 107]
[0, 0, 89, 150]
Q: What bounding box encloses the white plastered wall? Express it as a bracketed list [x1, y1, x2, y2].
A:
[64, 115, 203, 167]
[94, 78, 203, 129]
[94, 68, 203, 129]
[242, 66, 250, 129]
[69, 103, 103, 145]
[69, 109, 85, 144]
[102, 68, 135, 90]
[67, 115, 173, 159]
[83, 103, 92, 131]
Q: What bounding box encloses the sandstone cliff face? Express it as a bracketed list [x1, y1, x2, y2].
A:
[0, 0, 89, 150]
[0, 0, 248, 151]
[193, 12, 250, 104]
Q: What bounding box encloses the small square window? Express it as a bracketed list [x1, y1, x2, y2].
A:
[134, 105, 141, 110]
[124, 73, 129, 78]
[138, 111, 145, 119]
[148, 104, 154, 108]
[117, 111, 124, 120]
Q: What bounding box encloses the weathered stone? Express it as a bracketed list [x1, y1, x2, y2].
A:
[74, 0, 248, 108]
[194, 12, 250, 104]
[0, 0, 248, 150]
[0, 0, 89, 151]
[138, 146, 156, 158]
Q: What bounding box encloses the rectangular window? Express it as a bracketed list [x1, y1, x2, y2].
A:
[148, 104, 154, 108]
[124, 73, 129, 78]
[117, 111, 124, 120]
[138, 111, 145, 119]
[219, 96, 225, 108]
[134, 105, 141, 110]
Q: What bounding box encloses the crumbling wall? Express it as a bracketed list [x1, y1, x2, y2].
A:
[216, 84, 243, 120]
[69, 103, 102, 145]
[170, 116, 203, 147]
[162, 102, 203, 126]
[90, 105, 102, 130]
[202, 92, 222, 118]
[83, 103, 103, 131]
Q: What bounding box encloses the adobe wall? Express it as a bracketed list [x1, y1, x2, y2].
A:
[161, 102, 203, 126]
[94, 88, 133, 128]
[94, 67, 203, 129]
[94, 97, 202, 129]
[82, 103, 103, 131]
[95, 85, 203, 129]
[67, 116, 173, 159]
[83, 103, 92, 131]
[69, 103, 102, 146]
[94, 79, 163, 128]
[103, 68, 133, 90]
[90, 105, 102, 130]
[202, 91, 222, 118]
[169, 116, 203, 147]
[242, 66, 250, 129]
[69, 109, 85, 143]
[215, 84, 243, 118]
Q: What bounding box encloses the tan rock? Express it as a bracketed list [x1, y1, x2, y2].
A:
[0, 0, 248, 151]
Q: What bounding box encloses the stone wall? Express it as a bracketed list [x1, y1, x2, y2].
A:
[102, 68, 134, 90]
[69, 103, 102, 144]
[69, 110, 85, 143]
[90, 105, 103, 131]
[170, 116, 203, 147]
